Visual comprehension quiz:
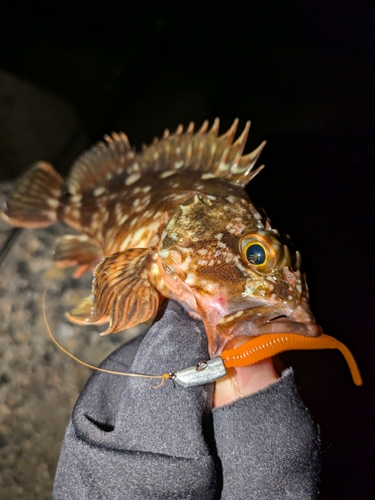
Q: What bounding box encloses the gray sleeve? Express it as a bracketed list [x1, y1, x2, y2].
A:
[213, 368, 321, 500]
[53, 300, 218, 500]
[53, 301, 320, 499]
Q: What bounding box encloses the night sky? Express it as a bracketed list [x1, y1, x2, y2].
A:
[1, 2, 374, 498]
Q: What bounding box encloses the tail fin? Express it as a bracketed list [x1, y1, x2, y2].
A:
[3, 162, 65, 228]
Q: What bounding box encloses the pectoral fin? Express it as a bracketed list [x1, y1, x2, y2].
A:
[66, 296, 109, 325]
[86, 248, 159, 334]
[54, 235, 103, 277]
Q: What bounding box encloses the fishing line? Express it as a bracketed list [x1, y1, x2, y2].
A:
[42, 277, 171, 388]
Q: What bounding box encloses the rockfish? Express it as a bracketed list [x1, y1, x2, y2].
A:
[4, 119, 321, 356]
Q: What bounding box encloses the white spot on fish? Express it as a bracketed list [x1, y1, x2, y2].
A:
[132, 227, 148, 244]
[71, 194, 82, 203]
[174, 160, 184, 169]
[46, 198, 59, 208]
[119, 214, 128, 225]
[159, 171, 176, 179]
[169, 193, 185, 201]
[217, 241, 227, 249]
[119, 234, 132, 251]
[93, 186, 106, 197]
[159, 249, 170, 258]
[204, 281, 218, 293]
[125, 173, 141, 186]
[201, 173, 216, 180]
[41, 210, 56, 220]
[225, 221, 245, 235]
[218, 163, 230, 171]
[142, 185, 152, 192]
[185, 273, 196, 286]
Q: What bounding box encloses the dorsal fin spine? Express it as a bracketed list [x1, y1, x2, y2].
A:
[66, 119, 265, 194]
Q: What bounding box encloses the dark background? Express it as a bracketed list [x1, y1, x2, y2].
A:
[0, 1, 374, 498]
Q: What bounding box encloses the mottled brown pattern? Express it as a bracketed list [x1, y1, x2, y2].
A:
[3, 119, 320, 354]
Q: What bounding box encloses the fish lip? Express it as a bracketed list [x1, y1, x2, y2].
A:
[212, 317, 322, 358]
[216, 306, 322, 340]
[211, 320, 323, 358]
[229, 319, 322, 338]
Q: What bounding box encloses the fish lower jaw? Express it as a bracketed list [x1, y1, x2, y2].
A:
[229, 319, 322, 338]
[216, 304, 322, 340]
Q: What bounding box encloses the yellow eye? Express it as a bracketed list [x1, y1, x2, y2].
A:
[244, 242, 267, 266]
[240, 231, 283, 273]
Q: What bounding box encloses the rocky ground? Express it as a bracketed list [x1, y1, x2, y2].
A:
[0, 184, 135, 499]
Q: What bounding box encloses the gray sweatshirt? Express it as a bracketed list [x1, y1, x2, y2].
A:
[53, 300, 320, 499]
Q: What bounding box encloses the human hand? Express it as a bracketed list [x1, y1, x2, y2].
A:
[213, 336, 279, 407]
[213, 358, 279, 407]
[54, 300, 320, 499]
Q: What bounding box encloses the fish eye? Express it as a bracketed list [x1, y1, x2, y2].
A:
[245, 243, 266, 265]
[240, 231, 284, 273]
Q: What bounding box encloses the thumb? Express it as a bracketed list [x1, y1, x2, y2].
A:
[213, 346, 279, 407]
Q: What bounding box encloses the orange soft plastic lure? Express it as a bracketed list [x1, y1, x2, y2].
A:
[221, 332, 363, 386]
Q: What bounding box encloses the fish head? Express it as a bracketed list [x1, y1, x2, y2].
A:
[158, 193, 321, 356]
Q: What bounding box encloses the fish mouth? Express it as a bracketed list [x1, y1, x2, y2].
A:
[229, 316, 322, 337]
[216, 306, 322, 339]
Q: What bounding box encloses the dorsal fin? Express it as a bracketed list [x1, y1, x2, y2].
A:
[138, 118, 266, 186]
[66, 119, 266, 193]
[67, 132, 138, 195]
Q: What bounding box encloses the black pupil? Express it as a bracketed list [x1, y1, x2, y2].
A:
[246, 244, 266, 265]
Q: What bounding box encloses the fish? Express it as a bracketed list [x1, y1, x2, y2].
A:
[3, 118, 321, 356]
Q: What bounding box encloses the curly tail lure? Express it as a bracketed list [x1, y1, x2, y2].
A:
[43, 282, 362, 388]
[221, 333, 363, 385]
